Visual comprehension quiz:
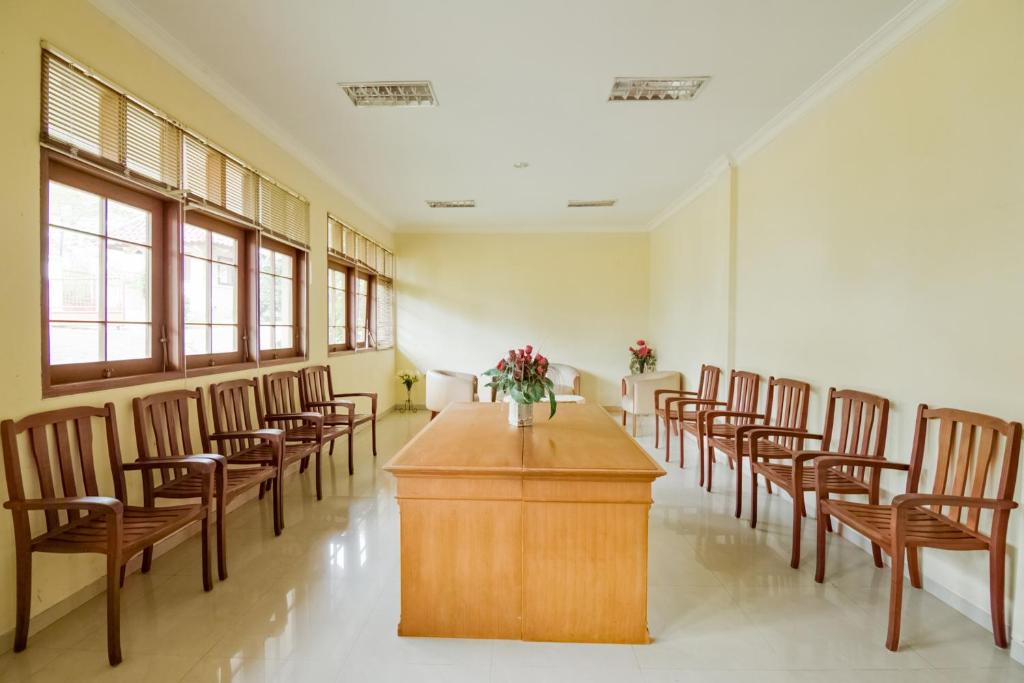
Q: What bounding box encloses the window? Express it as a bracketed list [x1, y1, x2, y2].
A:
[44, 161, 167, 388]
[183, 213, 248, 367]
[328, 263, 350, 352]
[354, 271, 373, 349]
[376, 278, 394, 349]
[259, 239, 303, 359]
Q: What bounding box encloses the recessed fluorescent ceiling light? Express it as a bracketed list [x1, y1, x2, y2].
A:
[426, 200, 475, 208]
[568, 199, 616, 208]
[608, 77, 709, 102]
[339, 81, 437, 107]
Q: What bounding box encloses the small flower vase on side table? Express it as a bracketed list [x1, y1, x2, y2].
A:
[508, 401, 534, 427]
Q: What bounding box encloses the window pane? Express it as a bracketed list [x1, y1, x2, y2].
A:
[211, 263, 237, 323]
[107, 322, 150, 361]
[48, 227, 101, 321]
[274, 251, 292, 277]
[211, 325, 237, 353]
[184, 256, 210, 324]
[211, 232, 238, 265]
[328, 326, 346, 345]
[107, 200, 151, 244]
[184, 224, 210, 258]
[106, 241, 151, 322]
[49, 182, 101, 234]
[274, 325, 292, 349]
[259, 247, 273, 273]
[259, 325, 274, 350]
[185, 323, 210, 355]
[259, 273, 275, 324]
[274, 277, 292, 325]
[49, 322, 102, 364]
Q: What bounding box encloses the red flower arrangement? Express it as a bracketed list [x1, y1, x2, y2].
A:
[629, 339, 657, 374]
[484, 344, 558, 418]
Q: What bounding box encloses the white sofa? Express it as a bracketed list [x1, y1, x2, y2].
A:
[425, 370, 477, 417]
[621, 371, 682, 436]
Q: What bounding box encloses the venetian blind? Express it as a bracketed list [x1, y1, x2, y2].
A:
[42, 50, 181, 190]
[328, 213, 394, 277]
[375, 278, 394, 349]
[259, 178, 309, 248]
[183, 134, 259, 222]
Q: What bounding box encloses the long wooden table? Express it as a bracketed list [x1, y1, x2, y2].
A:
[384, 402, 665, 644]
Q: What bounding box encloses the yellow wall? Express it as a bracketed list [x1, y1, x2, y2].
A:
[0, 0, 396, 639]
[650, 0, 1024, 649]
[396, 232, 649, 406]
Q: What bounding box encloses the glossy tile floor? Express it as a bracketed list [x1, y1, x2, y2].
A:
[2, 411, 1022, 682]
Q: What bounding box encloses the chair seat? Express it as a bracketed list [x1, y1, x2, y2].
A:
[284, 424, 349, 442]
[656, 407, 699, 421]
[322, 413, 373, 429]
[230, 441, 318, 466]
[33, 504, 203, 555]
[154, 466, 275, 499]
[755, 461, 869, 495]
[682, 421, 735, 437]
[823, 500, 989, 550]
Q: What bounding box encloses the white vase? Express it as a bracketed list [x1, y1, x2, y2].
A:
[508, 401, 534, 427]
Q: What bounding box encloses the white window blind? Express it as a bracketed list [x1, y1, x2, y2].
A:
[375, 278, 394, 349]
[328, 213, 393, 277]
[42, 50, 181, 190]
[42, 47, 310, 248]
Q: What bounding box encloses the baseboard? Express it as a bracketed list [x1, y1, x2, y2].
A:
[0, 415, 384, 654]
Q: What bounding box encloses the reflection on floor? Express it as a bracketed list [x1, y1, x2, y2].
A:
[1, 410, 1021, 682]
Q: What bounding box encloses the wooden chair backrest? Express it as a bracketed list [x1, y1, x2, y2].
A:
[208, 378, 266, 455]
[819, 388, 890, 483]
[761, 377, 811, 448]
[262, 370, 305, 429]
[697, 364, 722, 401]
[132, 389, 208, 488]
[724, 370, 760, 425]
[299, 365, 334, 414]
[1, 404, 123, 533]
[907, 405, 1021, 537]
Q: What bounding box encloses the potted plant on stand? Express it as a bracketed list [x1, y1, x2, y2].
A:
[629, 339, 657, 374]
[396, 370, 420, 413]
[483, 345, 557, 427]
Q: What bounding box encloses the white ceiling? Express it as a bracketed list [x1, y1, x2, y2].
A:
[99, 0, 914, 232]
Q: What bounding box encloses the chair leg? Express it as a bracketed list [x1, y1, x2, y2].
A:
[654, 412, 660, 448]
[258, 480, 267, 500]
[216, 494, 228, 581]
[814, 503, 828, 583]
[371, 417, 378, 457]
[621, 409, 626, 427]
[734, 456, 743, 518]
[871, 543, 884, 568]
[13, 549, 31, 652]
[886, 543, 906, 651]
[330, 437, 336, 456]
[705, 446, 715, 492]
[907, 546, 922, 589]
[315, 448, 323, 501]
[200, 515, 212, 592]
[990, 543, 1009, 648]
[347, 433, 354, 476]
[790, 498, 803, 569]
[750, 467, 758, 528]
[631, 413, 637, 437]
[141, 546, 153, 574]
[118, 565, 126, 588]
[106, 550, 123, 666]
[678, 425, 685, 469]
[273, 475, 283, 536]
[663, 420, 670, 463]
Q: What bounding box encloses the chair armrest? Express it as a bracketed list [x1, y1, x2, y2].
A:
[307, 400, 356, 410]
[265, 411, 323, 440]
[748, 429, 823, 460]
[665, 397, 725, 410]
[892, 494, 1018, 512]
[704, 410, 764, 437]
[333, 392, 377, 415]
[654, 389, 696, 411]
[814, 455, 909, 499]
[209, 428, 285, 444]
[123, 456, 216, 473]
[5, 496, 123, 515]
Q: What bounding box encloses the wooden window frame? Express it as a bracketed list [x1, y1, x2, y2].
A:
[41, 152, 184, 397]
[327, 258, 353, 354]
[258, 236, 307, 364]
[181, 210, 258, 375]
[353, 269, 376, 351]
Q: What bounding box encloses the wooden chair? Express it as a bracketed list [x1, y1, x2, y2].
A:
[815, 405, 1021, 651]
[748, 388, 890, 568]
[686, 369, 761, 488]
[299, 364, 379, 476]
[132, 388, 283, 580]
[705, 375, 809, 518]
[656, 364, 722, 468]
[260, 372, 336, 499]
[1, 404, 214, 665]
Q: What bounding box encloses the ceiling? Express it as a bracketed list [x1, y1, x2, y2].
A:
[97, 0, 914, 232]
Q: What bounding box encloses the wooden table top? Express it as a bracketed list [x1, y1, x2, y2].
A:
[384, 403, 665, 480]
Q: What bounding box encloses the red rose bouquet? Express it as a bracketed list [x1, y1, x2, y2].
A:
[629, 339, 657, 374]
[483, 345, 557, 418]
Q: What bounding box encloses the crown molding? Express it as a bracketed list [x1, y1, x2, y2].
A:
[646, 155, 732, 232]
[647, 0, 954, 231]
[88, 0, 396, 232]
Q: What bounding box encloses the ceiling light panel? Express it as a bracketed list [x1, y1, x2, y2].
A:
[340, 81, 437, 107]
[568, 199, 616, 208]
[426, 200, 475, 208]
[608, 77, 709, 102]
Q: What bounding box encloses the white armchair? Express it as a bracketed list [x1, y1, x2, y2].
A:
[621, 371, 682, 436]
[477, 372, 505, 403]
[426, 370, 478, 418]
